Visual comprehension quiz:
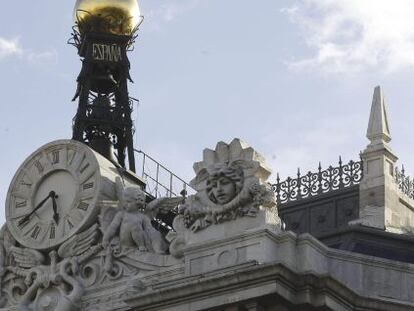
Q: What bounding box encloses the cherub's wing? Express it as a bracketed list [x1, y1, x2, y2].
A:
[10, 246, 45, 268]
[3, 227, 16, 251]
[146, 197, 184, 218]
[58, 224, 99, 259]
[99, 206, 119, 234]
[0, 225, 15, 252]
[0, 243, 5, 268]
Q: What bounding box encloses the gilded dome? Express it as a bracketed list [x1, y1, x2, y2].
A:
[73, 0, 141, 35]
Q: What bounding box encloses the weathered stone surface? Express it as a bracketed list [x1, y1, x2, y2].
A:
[367, 86, 391, 145]
[3, 138, 414, 311]
[168, 139, 281, 258]
[1, 140, 183, 311]
[356, 87, 414, 233]
[125, 230, 414, 311]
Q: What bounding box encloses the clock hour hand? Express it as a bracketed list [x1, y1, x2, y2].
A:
[51, 192, 60, 225]
[18, 191, 54, 226]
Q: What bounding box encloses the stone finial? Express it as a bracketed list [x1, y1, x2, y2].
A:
[366, 86, 391, 145]
[357, 86, 403, 232]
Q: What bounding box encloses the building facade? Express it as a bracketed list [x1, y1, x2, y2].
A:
[1, 86, 414, 311]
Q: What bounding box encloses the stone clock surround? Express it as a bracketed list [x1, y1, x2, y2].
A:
[5, 140, 143, 250]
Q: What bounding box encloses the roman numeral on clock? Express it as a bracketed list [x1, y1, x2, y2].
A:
[52, 150, 60, 164]
[80, 162, 90, 174]
[20, 181, 32, 187]
[66, 219, 74, 230]
[16, 200, 27, 208]
[31, 225, 41, 240]
[50, 225, 56, 239]
[77, 202, 89, 211]
[34, 160, 44, 174]
[83, 182, 94, 190]
[67, 149, 76, 165]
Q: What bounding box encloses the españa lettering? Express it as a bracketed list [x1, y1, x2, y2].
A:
[92, 43, 122, 62]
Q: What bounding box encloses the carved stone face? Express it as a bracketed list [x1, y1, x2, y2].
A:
[123, 188, 146, 212]
[207, 176, 238, 205]
[206, 164, 244, 205]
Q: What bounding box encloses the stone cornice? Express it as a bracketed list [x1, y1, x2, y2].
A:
[125, 261, 414, 311]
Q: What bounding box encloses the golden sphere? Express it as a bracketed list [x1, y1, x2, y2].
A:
[73, 0, 141, 35]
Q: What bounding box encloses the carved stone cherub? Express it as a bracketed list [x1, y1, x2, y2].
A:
[102, 184, 153, 252]
[101, 178, 183, 254]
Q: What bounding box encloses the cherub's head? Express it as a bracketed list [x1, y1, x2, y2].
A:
[206, 163, 244, 205]
[122, 187, 146, 212]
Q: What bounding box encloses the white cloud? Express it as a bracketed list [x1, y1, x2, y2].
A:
[27, 49, 58, 66]
[0, 36, 58, 67]
[0, 37, 23, 59]
[145, 0, 201, 30]
[283, 0, 414, 73]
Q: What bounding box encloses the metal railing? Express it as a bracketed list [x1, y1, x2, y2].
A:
[271, 157, 363, 205]
[395, 166, 414, 200]
[134, 149, 194, 198]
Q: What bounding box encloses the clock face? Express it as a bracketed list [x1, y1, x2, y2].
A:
[6, 140, 101, 250]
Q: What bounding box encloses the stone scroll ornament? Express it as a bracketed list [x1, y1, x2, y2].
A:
[0, 225, 15, 308]
[2, 224, 102, 311]
[167, 139, 277, 258]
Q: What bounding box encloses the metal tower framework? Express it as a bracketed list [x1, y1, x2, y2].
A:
[70, 26, 138, 172]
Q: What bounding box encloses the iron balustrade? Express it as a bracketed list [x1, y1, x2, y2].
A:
[395, 166, 414, 200]
[272, 157, 363, 205]
[134, 149, 193, 198]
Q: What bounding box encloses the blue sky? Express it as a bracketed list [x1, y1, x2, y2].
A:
[2, 0, 414, 223]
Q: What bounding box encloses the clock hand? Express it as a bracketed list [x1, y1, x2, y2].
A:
[51, 192, 60, 225]
[18, 191, 53, 226]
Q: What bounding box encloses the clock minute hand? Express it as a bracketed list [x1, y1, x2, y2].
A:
[51, 192, 60, 225]
[18, 192, 53, 226]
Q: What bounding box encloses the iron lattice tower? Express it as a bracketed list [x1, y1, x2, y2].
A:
[70, 27, 138, 172]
